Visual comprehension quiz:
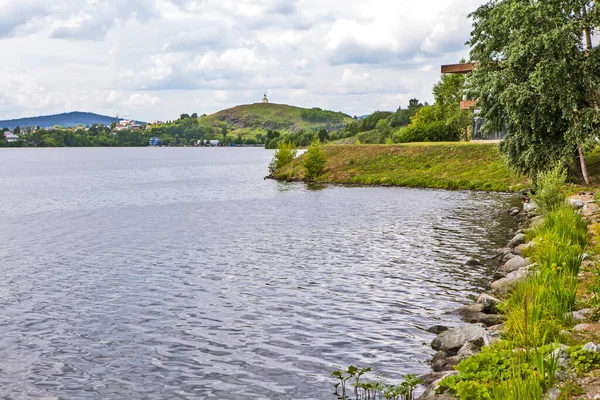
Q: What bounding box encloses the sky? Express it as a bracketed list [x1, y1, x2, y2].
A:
[0, 0, 486, 121]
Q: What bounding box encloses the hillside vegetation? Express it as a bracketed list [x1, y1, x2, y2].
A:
[273, 143, 529, 192]
[202, 103, 353, 140]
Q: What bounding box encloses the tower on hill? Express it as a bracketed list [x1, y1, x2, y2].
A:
[262, 93, 269, 104]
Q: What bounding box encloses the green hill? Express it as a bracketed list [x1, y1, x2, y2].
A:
[203, 103, 354, 137]
[0, 112, 144, 129]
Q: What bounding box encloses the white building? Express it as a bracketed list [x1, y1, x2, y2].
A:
[3, 131, 18, 143]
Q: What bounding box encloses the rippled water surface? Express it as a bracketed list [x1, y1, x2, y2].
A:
[0, 148, 519, 399]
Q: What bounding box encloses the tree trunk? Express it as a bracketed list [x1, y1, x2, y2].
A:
[583, 6, 593, 50]
[578, 145, 591, 185]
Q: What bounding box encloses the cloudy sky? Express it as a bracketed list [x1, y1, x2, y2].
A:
[0, 0, 485, 121]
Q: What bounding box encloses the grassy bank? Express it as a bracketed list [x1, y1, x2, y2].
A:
[273, 143, 529, 192]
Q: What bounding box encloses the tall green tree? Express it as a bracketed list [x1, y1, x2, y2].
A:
[467, 0, 600, 183]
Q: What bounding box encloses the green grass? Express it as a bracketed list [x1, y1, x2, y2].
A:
[202, 103, 354, 138]
[273, 143, 529, 192]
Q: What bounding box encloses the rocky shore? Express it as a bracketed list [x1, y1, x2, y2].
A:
[416, 193, 600, 399]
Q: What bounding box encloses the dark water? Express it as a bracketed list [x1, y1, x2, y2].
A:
[0, 148, 519, 399]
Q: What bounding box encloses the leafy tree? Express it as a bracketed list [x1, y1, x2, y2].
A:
[376, 119, 393, 143]
[317, 128, 329, 143]
[268, 141, 298, 173]
[432, 66, 472, 140]
[467, 0, 600, 182]
[303, 138, 327, 180]
[13, 126, 20, 135]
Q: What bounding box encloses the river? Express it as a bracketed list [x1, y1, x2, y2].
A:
[0, 147, 519, 399]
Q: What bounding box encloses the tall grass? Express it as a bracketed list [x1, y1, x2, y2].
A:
[532, 167, 567, 214]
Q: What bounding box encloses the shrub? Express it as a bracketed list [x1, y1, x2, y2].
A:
[532, 166, 567, 214]
[303, 138, 327, 180]
[393, 122, 460, 143]
[268, 141, 297, 174]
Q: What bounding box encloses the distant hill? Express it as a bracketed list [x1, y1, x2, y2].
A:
[203, 103, 354, 136]
[0, 112, 144, 129]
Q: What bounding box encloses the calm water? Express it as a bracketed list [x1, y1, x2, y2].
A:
[0, 148, 519, 399]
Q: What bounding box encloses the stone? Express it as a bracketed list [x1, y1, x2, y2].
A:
[551, 344, 570, 369]
[427, 325, 449, 334]
[508, 233, 526, 248]
[475, 314, 506, 327]
[503, 256, 529, 273]
[529, 215, 544, 227]
[569, 199, 585, 208]
[418, 371, 458, 399]
[456, 303, 484, 319]
[502, 252, 516, 263]
[431, 325, 490, 356]
[508, 207, 520, 216]
[491, 267, 532, 298]
[431, 351, 449, 372]
[544, 388, 561, 400]
[583, 342, 600, 353]
[573, 308, 593, 321]
[512, 244, 527, 256]
[457, 341, 481, 358]
[476, 293, 503, 314]
[573, 323, 591, 332]
[418, 371, 452, 386]
[523, 202, 538, 213]
[465, 258, 482, 266]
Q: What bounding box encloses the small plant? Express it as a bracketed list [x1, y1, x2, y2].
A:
[303, 138, 327, 180]
[567, 346, 600, 373]
[332, 367, 421, 400]
[532, 166, 567, 215]
[268, 141, 297, 174]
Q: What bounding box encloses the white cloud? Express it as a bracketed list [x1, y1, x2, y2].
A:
[127, 94, 160, 107]
[0, 0, 486, 120]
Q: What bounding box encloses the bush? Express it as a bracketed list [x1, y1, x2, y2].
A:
[532, 166, 567, 215]
[268, 141, 297, 174]
[393, 122, 460, 143]
[303, 138, 327, 180]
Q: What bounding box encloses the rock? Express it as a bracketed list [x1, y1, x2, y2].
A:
[573, 323, 591, 332]
[487, 324, 504, 339]
[544, 388, 561, 400]
[503, 256, 529, 273]
[491, 267, 532, 298]
[502, 253, 516, 263]
[569, 199, 585, 208]
[508, 233, 526, 248]
[418, 371, 452, 386]
[508, 207, 520, 216]
[512, 244, 527, 256]
[583, 253, 590, 261]
[457, 342, 481, 358]
[456, 303, 484, 319]
[583, 342, 600, 353]
[573, 308, 593, 321]
[431, 325, 490, 356]
[529, 215, 544, 227]
[427, 325, 449, 334]
[418, 371, 458, 399]
[523, 202, 538, 213]
[432, 351, 449, 372]
[551, 344, 570, 369]
[465, 258, 482, 266]
[475, 313, 506, 327]
[476, 293, 503, 314]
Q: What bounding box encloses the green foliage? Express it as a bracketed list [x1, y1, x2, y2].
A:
[303, 138, 327, 180]
[567, 346, 600, 373]
[532, 167, 567, 214]
[468, 0, 600, 178]
[440, 343, 557, 400]
[269, 141, 298, 174]
[332, 366, 421, 400]
[389, 99, 424, 128]
[300, 107, 345, 123]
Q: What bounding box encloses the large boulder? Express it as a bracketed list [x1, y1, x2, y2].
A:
[523, 202, 538, 213]
[418, 371, 458, 400]
[431, 325, 490, 356]
[491, 267, 532, 298]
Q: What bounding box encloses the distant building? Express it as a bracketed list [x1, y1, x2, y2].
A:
[209, 140, 220, 146]
[3, 131, 18, 143]
[149, 137, 162, 146]
[147, 120, 163, 126]
[262, 93, 269, 104]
